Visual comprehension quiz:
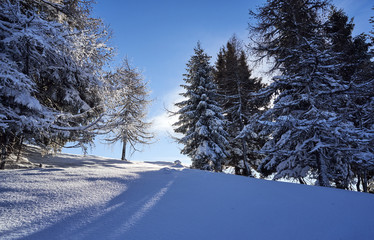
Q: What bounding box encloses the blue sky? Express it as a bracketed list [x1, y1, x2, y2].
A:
[63, 0, 373, 164]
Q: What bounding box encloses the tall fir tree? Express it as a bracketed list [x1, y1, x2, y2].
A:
[324, 8, 374, 190]
[174, 43, 229, 171]
[246, 0, 364, 187]
[214, 37, 265, 176]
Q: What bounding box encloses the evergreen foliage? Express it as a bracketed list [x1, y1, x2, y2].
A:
[249, 0, 329, 74]
[325, 8, 374, 190]
[214, 36, 266, 176]
[246, 0, 374, 190]
[174, 43, 229, 171]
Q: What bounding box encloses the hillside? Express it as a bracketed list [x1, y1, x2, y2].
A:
[0, 150, 373, 240]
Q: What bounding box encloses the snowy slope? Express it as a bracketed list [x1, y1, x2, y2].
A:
[0, 151, 373, 240]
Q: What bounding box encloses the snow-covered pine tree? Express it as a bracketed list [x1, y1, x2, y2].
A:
[324, 8, 372, 86]
[236, 50, 269, 173]
[174, 43, 229, 171]
[102, 59, 153, 161]
[213, 37, 266, 176]
[324, 8, 374, 190]
[0, 0, 113, 161]
[246, 0, 362, 187]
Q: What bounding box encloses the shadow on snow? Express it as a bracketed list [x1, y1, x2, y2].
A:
[21, 168, 179, 240]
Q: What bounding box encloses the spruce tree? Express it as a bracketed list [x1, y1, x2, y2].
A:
[174, 43, 229, 171]
[324, 8, 374, 190]
[213, 37, 265, 176]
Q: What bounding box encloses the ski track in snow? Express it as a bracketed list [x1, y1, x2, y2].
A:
[0, 151, 374, 240]
[0, 151, 179, 240]
[116, 178, 175, 238]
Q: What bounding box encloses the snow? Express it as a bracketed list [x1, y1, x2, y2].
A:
[1, 149, 374, 240]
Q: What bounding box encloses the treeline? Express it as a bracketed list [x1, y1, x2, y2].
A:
[174, 0, 374, 192]
[0, 0, 152, 166]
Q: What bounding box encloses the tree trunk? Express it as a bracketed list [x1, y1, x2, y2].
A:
[121, 134, 127, 161]
[237, 81, 252, 177]
[363, 171, 368, 193]
[215, 159, 222, 172]
[298, 177, 306, 184]
[1, 137, 8, 169]
[0, 152, 5, 169]
[317, 152, 329, 187]
[241, 138, 252, 177]
[16, 136, 24, 163]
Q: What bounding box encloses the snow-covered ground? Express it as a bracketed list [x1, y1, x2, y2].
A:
[1, 150, 373, 240]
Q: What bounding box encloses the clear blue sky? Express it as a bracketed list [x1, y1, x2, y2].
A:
[63, 0, 373, 164]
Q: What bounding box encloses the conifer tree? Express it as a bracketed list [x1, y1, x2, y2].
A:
[247, 0, 358, 187]
[246, 0, 374, 190]
[214, 37, 265, 176]
[0, 0, 112, 161]
[102, 59, 153, 161]
[324, 8, 374, 190]
[174, 43, 229, 171]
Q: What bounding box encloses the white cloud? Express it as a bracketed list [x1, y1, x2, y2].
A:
[149, 88, 185, 135]
[150, 112, 176, 133]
